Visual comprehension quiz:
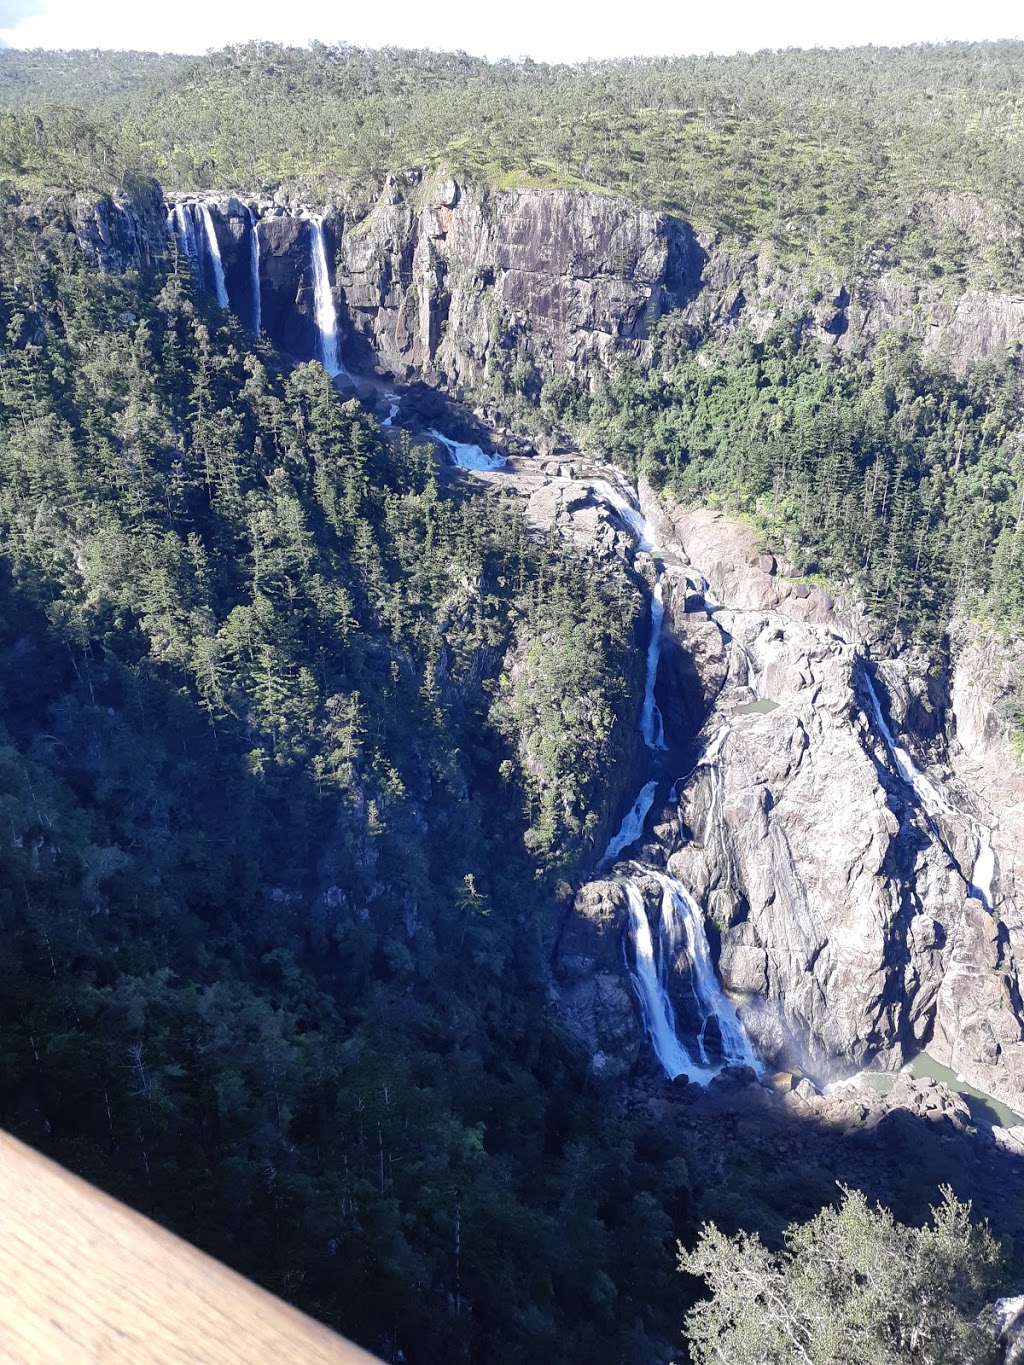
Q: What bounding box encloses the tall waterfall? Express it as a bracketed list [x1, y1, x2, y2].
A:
[196, 204, 229, 308]
[646, 870, 761, 1073]
[620, 868, 761, 1081]
[168, 203, 201, 273]
[168, 203, 228, 310]
[248, 207, 261, 337]
[310, 217, 344, 377]
[567, 472, 760, 1083]
[621, 880, 710, 1082]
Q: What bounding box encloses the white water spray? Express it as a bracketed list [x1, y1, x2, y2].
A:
[310, 217, 345, 377]
[588, 480, 654, 551]
[640, 582, 668, 750]
[197, 204, 229, 308]
[248, 206, 261, 336]
[646, 870, 762, 1073]
[426, 429, 507, 471]
[863, 670, 995, 911]
[602, 781, 658, 866]
[169, 203, 201, 273]
[621, 880, 711, 1082]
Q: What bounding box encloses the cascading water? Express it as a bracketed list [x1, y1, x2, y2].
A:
[621, 880, 710, 1081]
[310, 217, 345, 377]
[168, 203, 202, 273]
[589, 479, 654, 551]
[602, 781, 658, 866]
[196, 203, 229, 308]
[564, 477, 760, 1083]
[248, 206, 261, 337]
[646, 870, 762, 1072]
[426, 429, 507, 471]
[863, 670, 995, 910]
[972, 825, 996, 909]
[639, 582, 668, 750]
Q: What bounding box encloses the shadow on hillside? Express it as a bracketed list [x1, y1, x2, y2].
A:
[637, 1065, 1024, 1265]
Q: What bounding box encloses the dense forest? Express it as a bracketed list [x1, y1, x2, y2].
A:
[4, 41, 1024, 280]
[547, 325, 1024, 650]
[2, 36, 1024, 1364]
[0, 201, 710, 1362]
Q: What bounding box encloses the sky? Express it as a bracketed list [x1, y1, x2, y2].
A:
[0, 0, 1021, 62]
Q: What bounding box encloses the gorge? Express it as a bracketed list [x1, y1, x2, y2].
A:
[85, 176, 1024, 1119]
[3, 49, 1024, 1352]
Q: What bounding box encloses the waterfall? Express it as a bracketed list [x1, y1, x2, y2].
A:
[248, 207, 261, 337]
[589, 480, 654, 551]
[381, 393, 400, 428]
[640, 581, 668, 750]
[621, 880, 711, 1082]
[168, 203, 201, 273]
[646, 870, 762, 1073]
[620, 870, 760, 1081]
[972, 825, 996, 909]
[863, 672, 951, 818]
[602, 781, 658, 866]
[863, 669, 995, 911]
[310, 217, 345, 377]
[196, 203, 229, 308]
[425, 429, 506, 471]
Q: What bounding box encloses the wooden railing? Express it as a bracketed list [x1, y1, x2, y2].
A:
[0, 1131, 381, 1363]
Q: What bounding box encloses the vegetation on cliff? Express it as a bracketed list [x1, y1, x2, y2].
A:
[1, 35, 1024, 1365]
[568, 325, 1024, 651]
[0, 202, 692, 1363]
[4, 41, 1024, 280]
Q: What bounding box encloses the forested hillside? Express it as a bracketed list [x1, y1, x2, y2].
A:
[0, 199, 704, 1363]
[572, 326, 1024, 649]
[4, 41, 1024, 279]
[3, 34, 1024, 1365]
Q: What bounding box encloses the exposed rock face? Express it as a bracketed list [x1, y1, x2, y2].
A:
[78, 177, 1024, 382]
[513, 468, 1024, 1109]
[661, 502, 1024, 1105]
[555, 880, 642, 1080]
[73, 181, 168, 272]
[949, 619, 1024, 904]
[336, 180, 704, 387]
[674, 247, 1024, 373]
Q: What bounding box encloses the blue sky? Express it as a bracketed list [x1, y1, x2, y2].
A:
[1, 0, 1021, 61]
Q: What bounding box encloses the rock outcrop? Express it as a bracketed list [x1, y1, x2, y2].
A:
[74, 176, 1024, 382]
[73, 180, 168, 272]
[660, 500, 1024, 1106]
[507, 467, 1024, 1110]
[336, 178, 704, 388]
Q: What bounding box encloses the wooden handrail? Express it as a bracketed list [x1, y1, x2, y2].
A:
[0, 1131, 381, 1363]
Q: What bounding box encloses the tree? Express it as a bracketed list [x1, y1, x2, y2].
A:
[680, 1186, 1005, 1365]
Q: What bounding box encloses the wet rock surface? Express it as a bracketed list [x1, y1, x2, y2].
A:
[487, 462, 1024, 1112]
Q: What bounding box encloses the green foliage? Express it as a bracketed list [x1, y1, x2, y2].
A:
[584, 324, 1024, 651]
[0, 202, 669, 1363]
[681, 1186, 1005, 1364]
[5, 42, 1024, 278]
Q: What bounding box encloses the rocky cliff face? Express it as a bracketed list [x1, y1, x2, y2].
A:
[73, 176, 1024, 381]
[73, 181, 168, 272]
[656, 502, 1024, 1108]
[335, 176, 703, 388]
[491, 457, 1024, 1110]
[67, 177, 1024, 1110]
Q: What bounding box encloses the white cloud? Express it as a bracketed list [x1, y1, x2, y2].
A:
[0, 0, 1020, 61]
